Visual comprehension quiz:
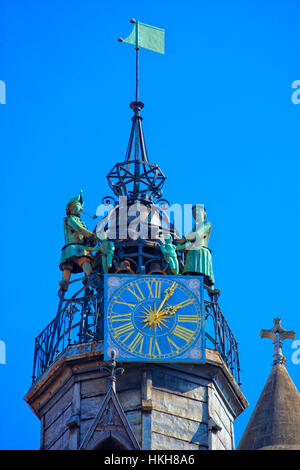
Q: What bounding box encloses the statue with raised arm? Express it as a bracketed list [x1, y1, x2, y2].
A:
[176, 205, 215, 286]
[160, 235, 179, 275]
[59, 190, 98, 295]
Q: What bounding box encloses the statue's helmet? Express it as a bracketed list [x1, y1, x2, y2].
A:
[66, 190, 84, 215]
[164, 233, 173, 243]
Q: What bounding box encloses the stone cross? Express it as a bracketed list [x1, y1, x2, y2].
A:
[260, 317, 295, 365]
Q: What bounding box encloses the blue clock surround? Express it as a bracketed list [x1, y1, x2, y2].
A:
[104, 274, 205, 362]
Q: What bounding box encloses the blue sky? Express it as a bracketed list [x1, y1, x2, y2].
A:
[1, 0, 300, 449]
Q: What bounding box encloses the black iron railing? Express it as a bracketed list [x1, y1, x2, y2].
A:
[204, 300, 241, 385]
[32, 275, 241, 386]
[32, 273, 104, 382]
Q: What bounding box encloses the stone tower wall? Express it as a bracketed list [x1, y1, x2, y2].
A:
[25, 343, 247, 450]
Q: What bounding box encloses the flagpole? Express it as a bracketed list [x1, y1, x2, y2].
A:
[130, 19, 140, 194]
[136, 46, 139, 102]
[133, 19, 139, 102]
[119, 19, 165, 103]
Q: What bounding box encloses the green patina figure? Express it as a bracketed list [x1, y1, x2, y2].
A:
[160, 235, 179, 275]
[177, 205, 215, 286]
[88, 232, 115, 273]
[59, 190, 98, 295]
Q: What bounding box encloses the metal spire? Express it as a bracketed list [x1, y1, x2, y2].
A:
[260, 317, 296, 365]
[106, 100, 166, 203]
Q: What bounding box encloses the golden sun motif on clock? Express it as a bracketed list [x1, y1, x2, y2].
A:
[105, 276, 204, 361]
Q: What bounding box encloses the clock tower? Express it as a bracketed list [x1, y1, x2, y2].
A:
[24, 22, 248, 450]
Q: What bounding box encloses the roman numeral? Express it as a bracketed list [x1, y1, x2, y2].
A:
[167, 336, 180, 354]
[127, 283, 145, 302]
[172, 325, 195, 342]
[146, 279, 162, 299]
[113, 322, 135, 338]
[113, 299, 136, 308]
[155, 280, 162, 298]
[128, 332, 144, 354]
[108, 313, 132, 322]
[177, 314, 199, 323]
[148, 337, 161, 357]
[146, 280, 154, 298]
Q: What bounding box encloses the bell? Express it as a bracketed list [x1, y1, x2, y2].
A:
[147, 262, 166, 275]
[115, 260, 135, 274]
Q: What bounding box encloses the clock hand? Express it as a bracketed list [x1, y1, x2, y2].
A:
[156, 282, 177, 315]
[137, 284, 179, 332]
[139, 285, 177, 320]
[138, 300, 174, 331]
[158, 305, 180, 317]
[167, 298, 196, 311]
[157, 297, 195, 320]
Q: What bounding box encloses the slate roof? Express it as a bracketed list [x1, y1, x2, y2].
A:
[238, 362, 300, 450]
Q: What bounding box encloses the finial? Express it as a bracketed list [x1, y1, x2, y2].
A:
[260, 317, 296, 366]
[100, 349, 124, 392]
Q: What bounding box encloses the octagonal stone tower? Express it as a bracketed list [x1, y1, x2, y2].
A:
[25, 340, 247, 450]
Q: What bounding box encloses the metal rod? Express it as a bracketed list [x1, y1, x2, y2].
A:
[134, 111, 140, 195]
[135, 20, 139, 102]
[136, 47, 139, 102]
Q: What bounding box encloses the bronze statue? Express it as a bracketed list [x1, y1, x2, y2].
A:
[177, 205, 215, 286]
[160, 235, 179, 275]
[59, 190, 98, 295]
[87, 232, 115, 273]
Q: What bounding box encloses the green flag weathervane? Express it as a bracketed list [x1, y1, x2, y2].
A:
[118, 19, 165, 101]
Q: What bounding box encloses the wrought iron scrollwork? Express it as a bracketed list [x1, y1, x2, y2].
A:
[156, 198, 170, 210]
[204, 300, 241, 386]
[101, 196, 118, 207]
[32, 275, 104, 382]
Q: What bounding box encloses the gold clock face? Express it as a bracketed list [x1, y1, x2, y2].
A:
[105, 275, 204, 361]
